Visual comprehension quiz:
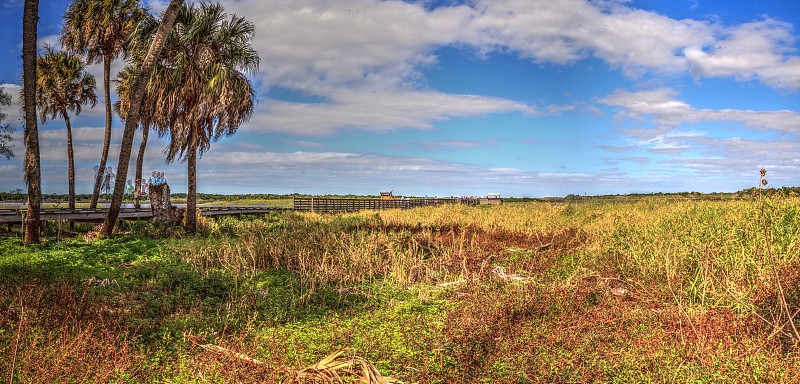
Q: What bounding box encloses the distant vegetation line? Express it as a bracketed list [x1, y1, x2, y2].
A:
[0, 192, 377, 203]
[3, 186, 800, 203]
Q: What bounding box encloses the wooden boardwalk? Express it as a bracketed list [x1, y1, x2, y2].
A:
[0, 197, 469, 225]
[0, 206, 289, 225]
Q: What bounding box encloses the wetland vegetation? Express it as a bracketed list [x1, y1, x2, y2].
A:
[1, 197, 799, 383]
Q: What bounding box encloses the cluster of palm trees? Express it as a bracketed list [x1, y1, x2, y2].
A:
[20, 0, 258, 243]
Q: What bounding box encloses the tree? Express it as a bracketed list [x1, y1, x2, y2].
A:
[99, 0, 184, 235]
[61, 0, 148, 209]
[157, 2, 259, 232]
[114, 56, 160, 209]
[0, 86, 14, 160]
[22, 0, 41, 244]
[35, 48, 97, 212]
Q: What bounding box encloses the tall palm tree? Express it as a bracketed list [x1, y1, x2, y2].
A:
[99, 0, 184, 235]
[114, 62, 158, 209]
[61, 0, 147, 209]
[156, 2, 259, 232]
[35, 47, 97, 212]
[22, 0, 41, 244]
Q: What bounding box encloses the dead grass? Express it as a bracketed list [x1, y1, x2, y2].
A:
[0, 280, 144, 383]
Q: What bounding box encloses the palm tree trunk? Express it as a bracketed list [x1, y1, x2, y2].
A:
[100, 0, 184, 235]
[186, 135, 197, 232]
[90, 55, 113, 209]
[23, 0, 41, 244]
[65, 113, 75, 230]
[134, 125, 148, 209]
[65, 113, 75, 211]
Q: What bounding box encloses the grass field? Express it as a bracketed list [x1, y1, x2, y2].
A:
[1, 197, 799, 383]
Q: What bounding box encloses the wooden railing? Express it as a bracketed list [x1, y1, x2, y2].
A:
[293, 197, 460, 213]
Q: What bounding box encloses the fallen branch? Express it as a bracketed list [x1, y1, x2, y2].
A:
[200, 344, 265, 365]
[506, 242, 552, 253]
[436, 279, 466, 287]
[492, 266, 532, 283]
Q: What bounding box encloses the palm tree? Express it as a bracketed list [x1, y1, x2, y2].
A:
[35, 47, 97, 213]
[99, 0, 184, 235]
[114, 63, 158, 209]
[22, 0, 41, 244]
[156, 3, 259, 231]
[61, 0, 147, 209]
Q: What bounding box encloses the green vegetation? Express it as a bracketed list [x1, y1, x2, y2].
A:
[1, 197, 799, 382]
[7, 186, 800, 205]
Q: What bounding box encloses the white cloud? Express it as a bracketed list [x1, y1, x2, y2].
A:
[172, 148, 641, 196]
[38, 126, 112, 143]
[223, 0, 473, 93]
[598, 87, 800, 181]
[144, 0, 170, 14]
[280, 140, 324, 149]
[217, 0, 800, 140]
[225, 0, 722, 91]
[692, 136, 800, 161]
[37, 34, 61, 51]
[1, 0, 22, 10]
[249, 89, 538, 136]
[620, 156, 651, 164]
[599, 88, 800, 136]
[468, 0, 713, 76]
[222, 0, 540, 137]
[224, 0, 796, 90]
[0, 83, 23, 125]
[413, 139, 498, 150]
[685, 19, 800, 90]
[202, 150, 470, 174]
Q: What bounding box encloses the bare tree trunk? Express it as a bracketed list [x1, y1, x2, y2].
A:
[149, 182, 183, 225]
[23, 0, 41, 244]
[186, 135, 196, 232]
[134, 125, 148, 209]
[100, 0, 183, 235]
[90, 55, 112, 209]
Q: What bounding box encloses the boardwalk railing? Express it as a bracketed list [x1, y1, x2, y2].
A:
[293, 197, 459, 213]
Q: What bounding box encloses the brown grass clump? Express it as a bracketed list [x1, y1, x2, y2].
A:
[282, 349, 405, 384]
[198, 344, 405, 384]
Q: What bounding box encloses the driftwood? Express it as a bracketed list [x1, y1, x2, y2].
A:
[149, 183, 184, 225]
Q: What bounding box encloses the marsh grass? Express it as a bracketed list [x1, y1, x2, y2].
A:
[1, 198, 799, 382]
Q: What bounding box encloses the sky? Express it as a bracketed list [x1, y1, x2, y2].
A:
[0, 0, 799, 197]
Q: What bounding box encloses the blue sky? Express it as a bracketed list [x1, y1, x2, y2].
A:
[1, 0, 799, 197]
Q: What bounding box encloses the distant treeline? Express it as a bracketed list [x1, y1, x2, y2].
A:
[169, 193, 382, 201]
[0, 192, 381, 203]
[4, 187, 800, 203]
[0, 192, 99, 203]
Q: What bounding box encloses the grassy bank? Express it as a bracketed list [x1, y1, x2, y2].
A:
[1, 198, 798, 382]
